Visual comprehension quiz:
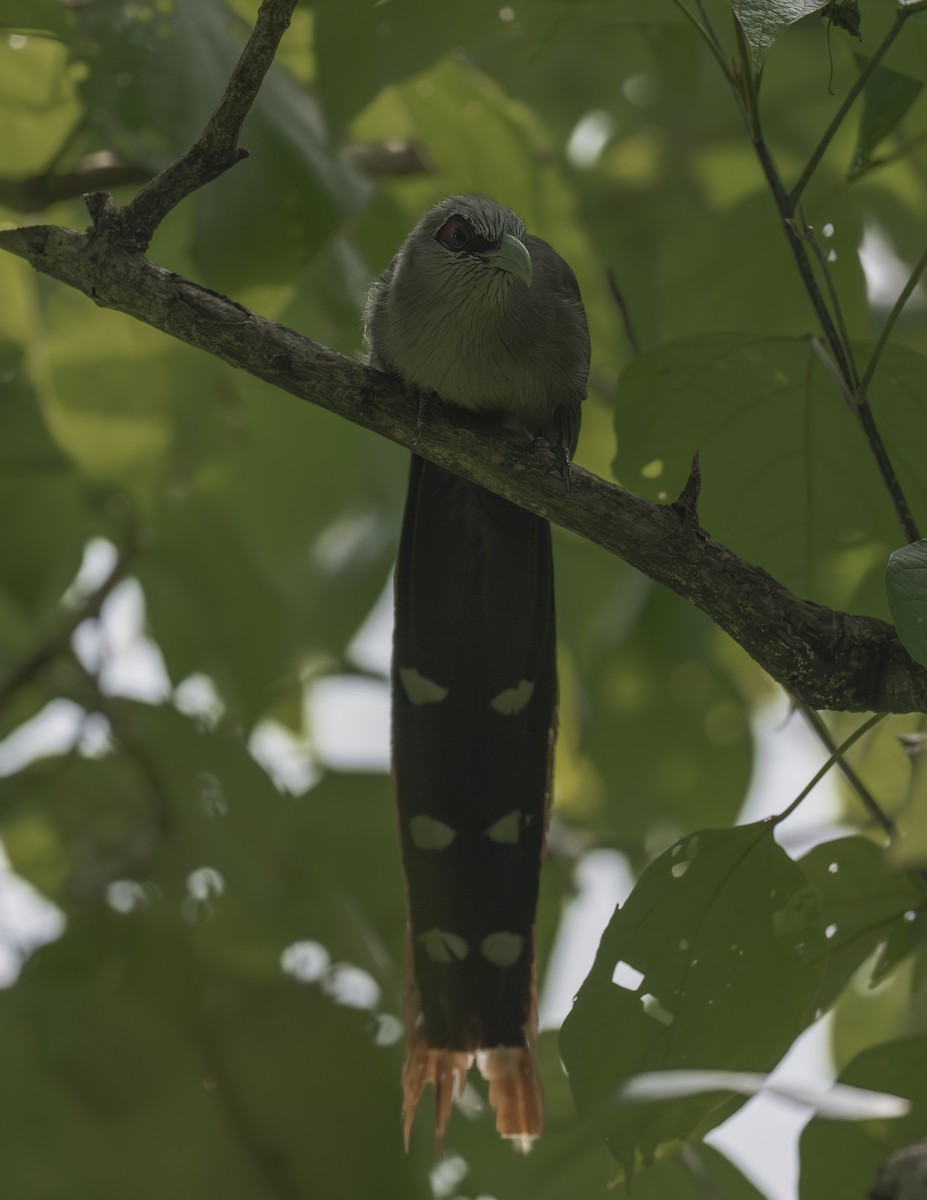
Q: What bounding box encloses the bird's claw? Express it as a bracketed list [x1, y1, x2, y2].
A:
[532, 436, 572, 489]
[413, 393, 436, 447]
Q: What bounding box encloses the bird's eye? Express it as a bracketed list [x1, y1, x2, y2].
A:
[436, 215, 477, 252]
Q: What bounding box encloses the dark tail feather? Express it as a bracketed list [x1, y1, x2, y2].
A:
[392, 456, 557, 1146]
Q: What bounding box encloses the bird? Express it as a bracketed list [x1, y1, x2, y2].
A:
[364, 194, 590, 1148]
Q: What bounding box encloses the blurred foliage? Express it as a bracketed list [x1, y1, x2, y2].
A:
[1, 0, 927, 1197]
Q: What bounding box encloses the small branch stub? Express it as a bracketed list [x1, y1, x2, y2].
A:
[671, 452, 702, 526]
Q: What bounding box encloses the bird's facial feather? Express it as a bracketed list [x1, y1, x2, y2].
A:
[423, 197, 528, 285]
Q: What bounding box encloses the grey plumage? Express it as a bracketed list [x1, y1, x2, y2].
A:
[365, 194, 589, 452]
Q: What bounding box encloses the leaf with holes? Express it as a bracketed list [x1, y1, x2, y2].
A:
[887, 540, 927, 667]
[731, 0, 830, 69]
[800, 836, 926, 1010]
[559, 823, 825, 1174]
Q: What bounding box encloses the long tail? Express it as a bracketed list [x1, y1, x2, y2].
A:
[391, 455, 557, 1147]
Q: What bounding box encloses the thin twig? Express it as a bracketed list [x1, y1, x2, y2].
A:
[857, 401, 921, 542]
[106, 0, 297, 251]
[0, 530, 135, 716]
[0, 157, 152, 213]
[753, 138, 855, 382]
[853, 128, 927, 178]
[788, 5, 927, 211]
[731, 7, 761, 140]
[718, 0, 921, 539]
[856, 242, 927, 409]
[670, 0, 737, 86]
[774, 712, 885, 826]
[753, 143, 919, 542]
[798, 703, 895, 837]
[66, 655, 174, 840]
[795, 207, 859, 388]
[607, 268, 640, 355]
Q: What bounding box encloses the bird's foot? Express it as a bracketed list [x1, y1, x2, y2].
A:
[552, 442, 572, 489]
[531, 436, 572, 489]
[412, 392, 438, 447]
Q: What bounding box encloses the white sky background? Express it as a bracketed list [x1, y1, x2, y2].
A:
[0, 539, 861, 1200]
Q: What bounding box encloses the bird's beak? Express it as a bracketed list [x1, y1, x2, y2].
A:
[487, 234, 533, 287]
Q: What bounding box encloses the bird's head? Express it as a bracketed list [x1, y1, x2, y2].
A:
[413, 195, 533, 290]
[365, 193, 587, 422]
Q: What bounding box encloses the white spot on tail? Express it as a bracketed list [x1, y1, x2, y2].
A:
[399, 667, 449, 705]
[419, 928, 469, 963]
[409, 815, 457, 850]
[641, 993, 674, 1026]
[484, 810, 521, 844]
[611, 960, 645, 991]
[480, 931, 524, 967]
[489, 679, 534, 715]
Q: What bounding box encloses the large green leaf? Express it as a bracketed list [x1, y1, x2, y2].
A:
[655, 190, 868, 344]
[34, 280, 229, 503]
[560, 823, 825, 1172]
[452, 1120, 766, 1200]
[799, 1035, 927, 1200]
[134, 381, 396, 720]
[0, 332, 103, 701]
[0, 911, 426, 1200]
[613, 336, 927, 610]
[555, 561, 753, 863]
[72, 0, 363, 287]
[314, 0, 511, 132]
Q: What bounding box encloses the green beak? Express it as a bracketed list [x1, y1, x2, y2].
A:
[487, 233, 533, 287]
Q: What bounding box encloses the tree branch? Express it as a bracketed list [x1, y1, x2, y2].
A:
[0, 154, 153, 213]
[0, 0, 923, 719]
[1, 219, 924, 716]
[95, 0, 297, 252]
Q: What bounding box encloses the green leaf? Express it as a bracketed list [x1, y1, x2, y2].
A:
[135, 386, 395, 720]
[35, 285, 226, 502]
[0, 0, 73, 38]
[799, 1035, 927, 1200]
[887, 540, 927, 667]
[0, 335, 101, 647]
[314, 0, 510, 132]
[191, 63, 367, 290]
[872, 909, 927, 987]
[799, 837, 926, 1012]
[732, 0, 830, 69]
[559, 823, 825, 1173]
[452, 1121, 766, 1200]
[850, 60, 923, 178]
[72, 0, 363, 287]
[613, 336, 927, 610]
[555, 566, 753, 865]
[0, 911, 427, 1200]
